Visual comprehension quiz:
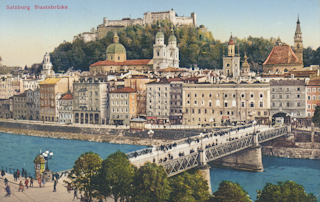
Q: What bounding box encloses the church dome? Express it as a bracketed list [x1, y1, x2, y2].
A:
[106, 33, 126, 54]
[169, 34, 176, 42]
[106, 43, 126, 54]
[156, 31, 164, 39]
[228, 35, 235, 45]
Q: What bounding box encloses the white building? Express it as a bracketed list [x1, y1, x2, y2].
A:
[41, 53, 55, 79]
[58, 93, 73, 123]
[223, 35, 240, 79]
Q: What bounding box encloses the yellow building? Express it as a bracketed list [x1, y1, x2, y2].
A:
[39, 78, 69, 122]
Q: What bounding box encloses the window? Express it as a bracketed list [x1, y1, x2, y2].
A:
[264, 111, 267, 116]
[308, 88, 311, 92]
[194, 100, 197, 105]
[272, 88, 275, 92]
[287, 102, 290, 107]
[297, 102, 300, 107]
[186, 109, 188, 113]
[192, 109, 194, 113]
[188, 94, 190, 97]
[313, 88, 316, 92]
[279, 103, 282, 107]
[286, 88, 289, 91]
[258, 111, 261, 116]
[241, 94, 245, 98]
[202, 100, 204, 105]
[212, 110, 214, 114]
[198, 109, 201, 114]
[286, 95, 290, 99]
[279, 88, 282, 91]
[195, 94, 197, 97]
[308, 96, 311, 100]
[297, 88, 300, 91]
[209, 102, 212, 107]
[260, 94, 263, 98]
[241, 102, 245, 107]
[260, 102, 263, 107]
[279, 95, 282, 99]
[225, 103, 228, 107]
[297, 94, 300, 98]
[318, 88, 320, 92]
[313, 95, 316, 100]
[233, 94, 235, 98]
[272, 102, 275, 107]
[202, 94, 204, 97]
[209, 94, 212, 97]
[225, 94, 227, 98]
[313, 104, 317, 109]
[205, 109, 207, 114]
[220, 111, 222, 115]
[272, 95, 275, 99]
[250, 102, 254, 107]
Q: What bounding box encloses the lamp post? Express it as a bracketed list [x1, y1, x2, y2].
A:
[209, 118, 214, 134]
[42, 150, 53, 171]
[148, 130, 154, 146]
[252, 120, 257, 134]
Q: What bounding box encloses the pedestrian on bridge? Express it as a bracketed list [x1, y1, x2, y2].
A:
[16, 169, 20, 180]
[42, 178, 46, 187]
[38, 178, 42, 188]
[30, 177, 33, 187]
[18, 181, 23, 192]
[25, 178, 29, 189]
[4, 177, 8, 186]
[5, 185, 11, 197]
[1, 170, 5, 178]
[53, 179, 57, 192]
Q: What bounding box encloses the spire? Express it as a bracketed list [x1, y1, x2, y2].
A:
[297, 14, 300, 23]
[295, 15, 302, 34]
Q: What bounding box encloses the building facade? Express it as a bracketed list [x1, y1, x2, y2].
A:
[73, 75, 109, 125]
[270, 79, 307, 119]
[168, 77, 183, 124]
[13, 93, 27, 120]
[183, 82, 271, 126]
[223, 35, 240, 78]
[26, 89, 40, 120]
[109, 87, 137, 125]
[0, 99, 12, 119]
[58, 93, 73, 123]
[40, 53, 55, 79]
[0, 74, 13, 99]
[146, 78, 170, 124]
[306, 79, 320, 117]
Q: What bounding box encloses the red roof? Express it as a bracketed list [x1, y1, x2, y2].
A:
[157, 67, 186, 72]
[307, 79, 320, 86]
[90, 59, 152, 67]
[167, 77, 183, 82]
[263, 45, 302, 65]
[111, 87, 136, 93]
[60, 94, 73, 100]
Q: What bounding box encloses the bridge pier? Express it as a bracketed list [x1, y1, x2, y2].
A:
[199, 164, 212, 195]
[209, 144, 264, 172]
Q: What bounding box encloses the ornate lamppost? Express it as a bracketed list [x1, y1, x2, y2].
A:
[42, 150, 53, 171]
[148, 130, 154, 146]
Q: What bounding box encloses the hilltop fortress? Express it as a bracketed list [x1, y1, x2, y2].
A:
[74, 9, 196, 42]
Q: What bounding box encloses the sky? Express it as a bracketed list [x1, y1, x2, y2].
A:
[0, 0, 319, 67]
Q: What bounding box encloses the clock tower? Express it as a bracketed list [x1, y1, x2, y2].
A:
[294, 16, 303, 63]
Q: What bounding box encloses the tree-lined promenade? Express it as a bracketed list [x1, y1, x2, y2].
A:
[63, 151, 317, 202]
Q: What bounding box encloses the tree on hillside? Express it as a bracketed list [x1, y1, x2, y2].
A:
[96, 151, 136, 202]
[312, 106, 320, 127]
[67, 151, 102, 201]
[169, 169, 210, 202]
[208, 180, 251, 202]
[131, 162, 171, 202]
[256, 181, 317, 202]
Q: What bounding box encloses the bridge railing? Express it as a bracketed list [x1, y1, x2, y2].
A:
[257, 126, 287, 143]
[126, 147, 153, 159]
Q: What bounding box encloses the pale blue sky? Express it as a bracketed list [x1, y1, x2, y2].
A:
[0, 0, 319, 67]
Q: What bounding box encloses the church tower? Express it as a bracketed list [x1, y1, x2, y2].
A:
[223, 35, 240, 78]
[294, 16, 303, 62]
[167, 28, 179, 68]
[41, 53, 55, 78]
[153, 27, 167, 71]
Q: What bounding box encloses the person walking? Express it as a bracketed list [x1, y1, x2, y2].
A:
[30, 177, 33, 187]
[5, 185, 11, 197]
[18, 181, 23, 192]
[53, 179, 57, 192]
[13, 172, 17, 182]
[73, 188, 78, 200]
[4, 177, 8, 186]
[67, 183, 71, 193]
[38, 178, 41, 188]
[16, 169, 20, 180]
[1, 170, 5, 178]
[42, 178, 46, 187]
[25, 178, 29, 189]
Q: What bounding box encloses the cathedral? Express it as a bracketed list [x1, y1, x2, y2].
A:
[153, 28, 180, 71]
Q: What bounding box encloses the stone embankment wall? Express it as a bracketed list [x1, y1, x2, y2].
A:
[261, 129, 320, 159]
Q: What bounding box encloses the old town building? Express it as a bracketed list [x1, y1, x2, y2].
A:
[13, 93, 27, 120]
[0, 74, 13, 99]
[124, 75, 151, 117]
[270, 79, 307, 122]
[223, 35, 240, 78]
[39, 78, 69, 122]
[58, 93, 73, 123]
[26, 89, 40, 120]
[0, 99, 12, 119]
[306, 78, 320, 117]
[168, 77, 183, 124]
[73, 75, 109, 125]
[146, 78, 171, 124]
[109, 87, 137, 125]
[183, 82, 271, 126]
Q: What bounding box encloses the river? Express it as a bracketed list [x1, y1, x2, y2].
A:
[0, 132, 319, 200]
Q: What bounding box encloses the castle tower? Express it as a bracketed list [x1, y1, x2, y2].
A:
[106, 33, 126, 62]
[41, 53, 55, 78]
[223, 34, 240, 78]
[167, 28, 179, 68]
[153, 27, 167, 71]
[294, 16, 303, 62]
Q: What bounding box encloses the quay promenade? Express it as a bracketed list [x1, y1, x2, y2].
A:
[0, 173, 113, 202]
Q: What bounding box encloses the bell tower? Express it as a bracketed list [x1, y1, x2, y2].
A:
[294, 15, 303, 62]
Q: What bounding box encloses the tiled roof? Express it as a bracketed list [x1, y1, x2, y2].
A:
[90, 59, 152, 67]
[167, 77, 183, 82]
[157, 67, 185, 72]
[60, 94, 73, 100]
[270, 79, 305, 86]
[263, 45, 302, 65]
[39, 78, 61, 85]
[307, 79, 320, 86]
[147, 77, 169, 84]
[284, 70, 317, 78]
[111, 87, 136, 93]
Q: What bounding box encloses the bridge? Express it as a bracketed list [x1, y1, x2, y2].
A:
[127, 124, 291, 192]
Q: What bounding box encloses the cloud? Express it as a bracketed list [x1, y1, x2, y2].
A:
[273, 22, 284, 26]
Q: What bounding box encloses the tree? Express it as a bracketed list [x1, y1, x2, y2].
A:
[208, 180, 251, 202]
[312, 106, 320, 127]
[67, 151, 102, 201]
[169, 169, 210, 202]
[131, 162, 171, 202]
[96, 151, 136, 202]
[256, 181, 317, 202]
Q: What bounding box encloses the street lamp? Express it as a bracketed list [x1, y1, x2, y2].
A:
[209, 118, 214, 134]
[148, 130, 154, 146]
[252, 120, 257, 134]
[42, 150, 53, 171]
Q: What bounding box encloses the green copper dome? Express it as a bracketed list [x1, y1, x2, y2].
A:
[156, 31, 164, 39]
[106, 43, 126, 54]
[169, 34, 177, 42]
